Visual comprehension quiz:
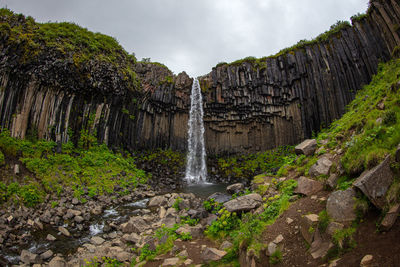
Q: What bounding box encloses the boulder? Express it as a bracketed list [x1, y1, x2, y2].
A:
[207, 192, 231, 204]
[295, 176, 323, 196]
[226, 183, 244, 195]
[326, 188, 357, 222]
[91, 236, 105, 245]
[201, 247, 227, 262]
[115, 252, 132, 262]
[121, 217, 149, 233]
[295, 139, 317, 156]
[176, 224, 203, 238]
[162, 257, 180, 266]
[223, 193, 262, 213]
[353, 155, 394, 209]
[58, 226, 70, 237]
[40, 249, 54, 260]
[326, 174, 339, 190]
[300, 214, 319, 244]
[21, 249, 41, 264]
[309, 157, 333, 177]
[48, 256, 66, 267]
[381, 204, 400, 231]
[148, 195, 168, 208]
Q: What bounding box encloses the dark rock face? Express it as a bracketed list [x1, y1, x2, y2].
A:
[0, 0, 400, 155]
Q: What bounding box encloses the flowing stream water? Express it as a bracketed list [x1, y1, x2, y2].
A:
[184, 78, 207, 184]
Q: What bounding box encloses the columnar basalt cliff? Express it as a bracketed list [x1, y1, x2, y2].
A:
[199, 0, 400, 154]
[0, 0, 400, 155]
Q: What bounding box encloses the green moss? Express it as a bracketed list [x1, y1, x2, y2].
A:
[0, 150, 4, 166]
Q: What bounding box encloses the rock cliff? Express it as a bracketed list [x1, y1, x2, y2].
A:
[0, 0, 400, 155]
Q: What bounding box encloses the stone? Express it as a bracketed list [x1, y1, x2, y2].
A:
[326, 174, 339, 189]
[295, 139, 317, 156]
[223, 193, 262, 213]
[295, 176, 323, 196]
[74, 215, 84, 223]
[286, 217, 294, 224]
[159, 206, 167, 219]
[115, 252, 132, 262]
[273, 234, 284, 244]
[176, 224, 203, 239]
[310, 232, 333, 259]
[72, 198, 79, 205]
[300, 214, 319, 244]
[148, 195, 168, 208]
[184, 259, 193, 265]
[40, 250, 54, 260]
[83, 243, 96, 253]
[207, 192, 231, 203]
[122, 233, 141, 244]
[203, 214, 218, 226]
[162, 257, 180, 266]
[58, 226, 70, 237]
[381, 204, 400, 231]
[91, 236, 105, 245]
[267, 242, 278, 256]
[353, 155, 394, 209]
[160, 213, 177, 228]
[34, 220, 43, 230]
[309, 157, 333, 177]
[326, 188, 357, 222]
[177, 249, 189, 258]
[122, 216, 149, 233]
[360, 255, 374, 267]
[226, 183, 244, 195]
[220, 241, 233, 250]
[48, 256, 66, 267]
[326, 222, 344, 238]
[14, 164, 20, 175]
[201, 247, 227, 262]
[21, 249, 41, 264]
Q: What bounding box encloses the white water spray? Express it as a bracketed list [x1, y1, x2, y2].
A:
[185, 78, 207, 183]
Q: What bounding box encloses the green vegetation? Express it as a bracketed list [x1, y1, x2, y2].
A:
[0, 129, 149, 206]
[172, 197, 183, 211]
[0, 8, 140, 90]
[203, 198, 224, 213]
[135, 149, 185, 177]
[269, 249, 283, 264]
[204, 179, 297, 262]
[215, 146, 295, 181]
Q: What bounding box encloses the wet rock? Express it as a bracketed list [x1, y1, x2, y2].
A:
[40, 250, 54, 260]
[48, 256, 66, 267]
[354, 155, 394, 209]
[300, 214, 319, 244]
[295, 176, 323, 196]
[21, 249, 41, 264]
[295, 139, 317, 156]
[360, 255, 374, 267]
[58, 226, 70, 237]
[309, 157, 333, 177]
[326, 188, 357, 222]
[207, 192, 231, 204]
[91, 236, 105, 245]
[148, 195, 168, 208]
[223, 193, 262, 213]
[226, 183, 244, 195]
[162, 257, 180, 266]
[381, 204, 400, 231]
[201, 247, 227, 262]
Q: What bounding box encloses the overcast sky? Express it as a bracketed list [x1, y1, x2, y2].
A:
[1, 0, 368, 77]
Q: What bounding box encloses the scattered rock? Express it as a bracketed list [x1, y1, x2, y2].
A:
[184, 259, 193, 265]
[267, 242, 278, 256]
[48, 256, 66, 267]
[201, 247, 227, 262]
[34, 220, 44, 230]
[220, 241, 233, 250]
[381, 204, 400, 231]
[223, 193, 262, 213]
[162, 257, 180, 266]
[207, 192, 231, 204]
[310, 230, 333, 259]
[74, 215, 84, 223]
[360, 254, 374, 267]
[14, 164, 20, 175]
[122, 233, 141, 244]
[300, 214, 319, 244]
[58, 226, 70, 237]
[115, 252, 132, 262]
[295, 139, 317, 156]
[295, 176, 323, 196]
[309, 157, 333, 177]
[326, 188, 357, 222]
[286, 217, 294, 224]
[40, 250, 54, 260]
[326, 174, 339, 190]
[354, 155, 394, 209]
[46, 234, 56, 241]
[273, 234, 284, 244]
[122, 216, 149, 233]
[21, 249, 41, 264]
[91, 236, 105, 245]
[226, 183, 244, 195]
[148, 195, 168, 208]
[177, 249, 189, 258]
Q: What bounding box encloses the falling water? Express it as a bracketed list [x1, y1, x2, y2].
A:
[185, 78, 207, 183]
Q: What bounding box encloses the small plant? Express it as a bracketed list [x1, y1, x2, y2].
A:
[269, 249, 282, 264]
[318, 210, 331, 232]
[51, 201, 58, 208]
[172, 197, 183, 211]
[180, 232, 192, 241]
[203, 198, 223, 213]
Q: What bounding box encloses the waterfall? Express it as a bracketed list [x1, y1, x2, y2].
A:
[184, 78, 207, 184]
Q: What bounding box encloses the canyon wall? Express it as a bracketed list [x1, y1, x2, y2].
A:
[0, 0, 400, 155]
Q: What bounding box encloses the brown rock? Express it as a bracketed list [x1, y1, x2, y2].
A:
[381, 204, 400, 231]
[326, 173, 339, 190]
[121, 216, 149, 233]
[223, 193, 262, 213]
[226, 183, 244, 194]
[295, 176, 323, 196]
[295, 139, 317, 156]
[58, 226, 70, 237]
[21, 249, 41, 264]
[201, 247, 227, 262]
[48, 256, 66, 267]
[353, 155, 394, 209]
[309, 157, 333, 177]
[326, 222, 344, 238]
[300, 214, 319, 244]
[148, 195, 168, 208]
[162, 257, 180, 266]
[360, 254, 373, 267]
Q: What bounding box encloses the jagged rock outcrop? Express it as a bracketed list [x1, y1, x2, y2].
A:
[0, 0, 400, 155]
